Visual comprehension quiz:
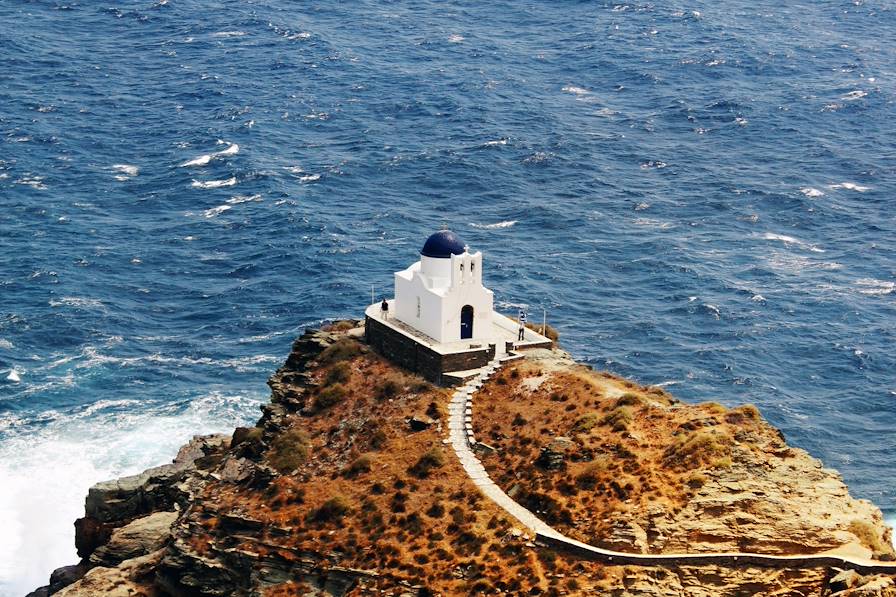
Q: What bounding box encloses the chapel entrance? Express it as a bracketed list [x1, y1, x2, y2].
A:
[460, 305, 474, 339]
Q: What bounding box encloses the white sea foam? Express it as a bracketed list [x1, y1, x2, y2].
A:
[751, 294, 766, 302]
[212, 30, 246, 37]
[48, 297, 105, 309]
[471, 220, 517, 229]
[562, 85, 591, 96]
[448, 33, 464, 43]
[191, 177, 237, 189]
[227, 194, 262, 204]
[842, 90, 868, 100]
[0, 339, 13, 350]
[800, 187, 824, 198]
[0, 390, 264, 595]
[299, 174, 321, 183]
[15, 175, 47, 190]
[180, 143, 239, 167]
[855, 278, 895, 296]
[111, 164, 139, 177]
[828, 182, 870, 192]
[6, 370, 21, 383]
[203, 204, 232, 218]
[761, 232, 825, 253]
[483, 139, 507, 146]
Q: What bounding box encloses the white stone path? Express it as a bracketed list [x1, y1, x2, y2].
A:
[446, 359, 896, 574]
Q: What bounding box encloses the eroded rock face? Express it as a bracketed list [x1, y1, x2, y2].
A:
[90, 511, 178, 567]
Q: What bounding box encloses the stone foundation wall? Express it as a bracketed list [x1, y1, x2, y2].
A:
[365, 316, 494, 385]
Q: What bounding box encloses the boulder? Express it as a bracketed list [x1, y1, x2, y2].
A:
[49, 562, 90, 593]
[90, 511, 178, 567]
[55, 549, 164, 597]
[409, 415, 435, 431]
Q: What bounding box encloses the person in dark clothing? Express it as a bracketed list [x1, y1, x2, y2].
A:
[518, 309, 526, 341]
[381, 299, 389, 320]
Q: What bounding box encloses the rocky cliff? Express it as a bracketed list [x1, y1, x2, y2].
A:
[28, 323, 896, 596]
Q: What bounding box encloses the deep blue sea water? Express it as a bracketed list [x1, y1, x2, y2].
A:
[1, 0, 894, 593]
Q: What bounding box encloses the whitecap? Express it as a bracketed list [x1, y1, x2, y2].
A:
[562, 85, 591, 96]
[735, 117, 748, 126]
[447, 33, 464, 43]
[226, 194, 262, 204]
[800, 187, 824, 198]
[6, 370, 21, 383]
[842, 90, 867, 100]
[14, 176, 47, 190]
[213, 30, 246, 37]
[761, 232, 824, 252]
[470, 220, 517, 230]
[0, 339, 13, 350]
[828, 182, 870, 192]
[855, 278, 895, 296]
[48, 297, 104, 309]
[111, 164, 139, 177]
[286, 32, 311, 40]
[203, 205, 231, 218]
[180, 143, 239, 167]
[483, 139, 507, 146]
[751, 294, 766, 302]
[191, 177, 237, 189]
[299, 174, 320, 183]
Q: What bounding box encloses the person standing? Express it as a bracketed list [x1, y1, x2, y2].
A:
[518, 308, 526, 341]
[381, 298, 389, 320]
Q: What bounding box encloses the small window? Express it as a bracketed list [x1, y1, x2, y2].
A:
[416, 296, 421, 318]
[471, 262, 475, 273]
[460, 263, 464, 272]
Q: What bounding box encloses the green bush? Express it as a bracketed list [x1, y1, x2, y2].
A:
[267, 428, 311, 474]
[665, 430, 732, 468]
[616, 393, 645, 408]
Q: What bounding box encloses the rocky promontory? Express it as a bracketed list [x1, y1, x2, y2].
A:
[29, 323, 896, 596]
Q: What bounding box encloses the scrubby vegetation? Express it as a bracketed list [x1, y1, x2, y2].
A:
[267, 428, 310, 474]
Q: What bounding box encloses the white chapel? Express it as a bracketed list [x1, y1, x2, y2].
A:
[392, 229, 494, 344]
[365, 229, 551, 384]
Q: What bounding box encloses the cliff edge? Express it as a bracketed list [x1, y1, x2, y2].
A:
[29, 323, 896, 596]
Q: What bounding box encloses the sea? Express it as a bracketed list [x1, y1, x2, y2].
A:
[1, 0, 894, 593]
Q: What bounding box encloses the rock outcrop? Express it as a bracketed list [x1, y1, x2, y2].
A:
[28, 323, 896, 596]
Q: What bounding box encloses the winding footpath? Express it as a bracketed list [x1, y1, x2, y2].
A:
[446, 359, 896, 574]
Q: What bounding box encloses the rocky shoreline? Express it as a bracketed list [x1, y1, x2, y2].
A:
[27, 324, 896, 596]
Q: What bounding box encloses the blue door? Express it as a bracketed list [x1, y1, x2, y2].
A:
[460, 305, 474, 339]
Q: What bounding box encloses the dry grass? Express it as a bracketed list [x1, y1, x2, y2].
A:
[848, 520, 888, 554]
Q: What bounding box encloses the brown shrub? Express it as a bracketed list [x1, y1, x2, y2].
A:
[314, 383, 347, 410]
[665, 430, 732, 469]
[343, 454, 374, 478]
[325, 362, 351, 385]
[409, 447, 445, 478]
[572, 412, 601, 433]
[309, 495, 351, 522]
[267, 428, 311, 474]
[602, 406, 633, 432]
[318, 338, 363, 364]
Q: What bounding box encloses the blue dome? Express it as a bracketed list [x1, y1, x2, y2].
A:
[421, 230, 467, 258]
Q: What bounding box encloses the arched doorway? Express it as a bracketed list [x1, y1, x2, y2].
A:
[460, 305, 474, 339]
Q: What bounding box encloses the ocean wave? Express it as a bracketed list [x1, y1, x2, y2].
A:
[0, 390, 263, 593]
[761, 232, 825, 253]
[212, 30, 246, 37]
[828, 182, 870, 192]
[447, 33, 464, 43]
[191, 177, 237, 189]
[842, 90, 868, 101]
[226, 194, 262, 204]
[800, 187, 824, 198]
[48, 297, 105, 309]
[204, 205, 231, 218]
[562, 85, 591, 96]
[110, 164, 139, 180]
[855, 278, 895, 296]
[470, 220, 517, 229]
[180, 142, 239, 167]
[14, 175, 47, 190]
